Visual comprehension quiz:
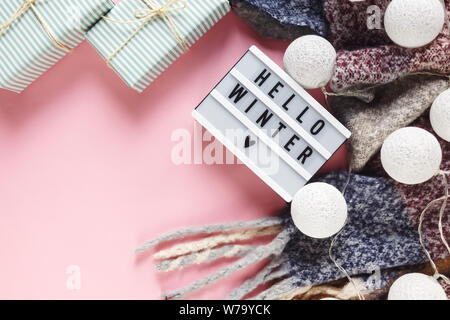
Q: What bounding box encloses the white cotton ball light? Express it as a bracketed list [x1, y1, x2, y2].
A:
[283, 35, 336, 89]
[430, 89, 450, 142]
[384, 0, 445, 48]
[381, 127, 442, 185]
[388, 273, 447, 300]
[291, 182, 347, 239]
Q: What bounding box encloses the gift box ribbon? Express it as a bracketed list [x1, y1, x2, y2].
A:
[0, 0, 72, 52]
[103, 0, 189, 66]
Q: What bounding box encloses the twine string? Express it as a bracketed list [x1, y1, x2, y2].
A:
[438, 170, 450, 255]
[327, 165, 450, 298]
[0, 0, 72, 51]
[418, 170, 450, 285]
[102, 0, 189, 67]
[328, 163, 366, 300]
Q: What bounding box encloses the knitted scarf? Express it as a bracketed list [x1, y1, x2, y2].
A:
[323, 0, 450, 92]
[230, 0, 327, 40]
[136, 115, 449, 300]
[332, 75, 449, 171]
[135, 1, 450, 300]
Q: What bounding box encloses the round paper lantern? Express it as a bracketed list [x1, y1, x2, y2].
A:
[430, 89, 450, 142]
[384, 0, 445, 48]
[388, 273, 447, 300]
[291, 182, 347, 239]
[381, 127, 442, 185]
[283, 35, 336, 89]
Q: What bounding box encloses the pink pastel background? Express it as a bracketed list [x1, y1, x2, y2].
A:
[0, 10, 347, 299]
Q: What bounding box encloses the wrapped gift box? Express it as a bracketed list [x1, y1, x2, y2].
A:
[0, 0, 115, 93]
[86, 0, 230, 93]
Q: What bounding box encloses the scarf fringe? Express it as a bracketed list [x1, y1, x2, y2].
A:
[153, 225, 281, 260]
[161, 229, 291, 299]
[225, 256, 288, 300]
[136, 216, 282, 254]
[156, 244, 256, 272]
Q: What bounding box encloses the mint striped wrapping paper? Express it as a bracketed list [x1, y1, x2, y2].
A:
[0, 0, 115, 93]
[86, 0, 230, 93]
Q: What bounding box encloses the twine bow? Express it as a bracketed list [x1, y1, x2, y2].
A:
[0, 0, 72, 52]
[103, 0, 189, 67]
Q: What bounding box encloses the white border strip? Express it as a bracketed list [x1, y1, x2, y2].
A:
[248, 46, 351, 139]
[211, 90, 313, 181]
[192, 109, 294, 202]
[230, 69, 332, 160]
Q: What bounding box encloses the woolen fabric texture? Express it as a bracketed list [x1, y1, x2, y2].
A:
[364, 114, 450, 262]
[230, 0, 327, 40]
[287, 258, 450, 300]
[281, 114, 449, 298]
[324, 0, 450, 92]
[324, 0, 392, 50]
[280, 171, 426, 291]
[144, 113, 450, 298]
[331, 75, 449, 171]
